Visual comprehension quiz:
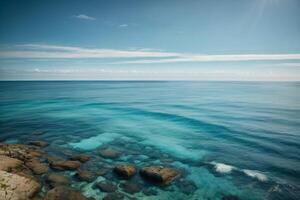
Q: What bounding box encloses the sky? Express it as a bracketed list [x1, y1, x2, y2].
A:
[0, 0, 300, 80]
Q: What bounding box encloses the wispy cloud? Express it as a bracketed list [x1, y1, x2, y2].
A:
[119, 24, 128, 28]
[0, 44, 179, 59]
[1, 44, 300, 64]
[74, 14, 96, 21]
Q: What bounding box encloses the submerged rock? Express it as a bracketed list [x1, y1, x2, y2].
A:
[0, 170, 41, 200]
[70, 154, 91, 163]
[142, 188, 158, 196]
[103, 192, 124, 200]
[0, 155, 23, 172]
[99, 148, 120, 159]
[96, 181, 117, 192]
[44, 186, 88, 200]
[50, 160, 81, 170]
[46, 173, 70, 188]
[120, 182, 142, 194]
[175, 179, 197, 194]
[222, 194, 240, 200]
[75, 170, 95, 182]
[114, 164, 136, 179]
[28, 141, 49, 148]
[26, 159, 49, 175]
[140, 166, 180, 185]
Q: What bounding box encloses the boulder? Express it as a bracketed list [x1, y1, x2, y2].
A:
[0, 155, 23, 172]
[103, 192, 124, 200]
[142, 188, 158, 196]
[75, 170, 95, 182]
[140, 166, 180, 185]
[96, 181, 117, 193]
[114, 164, 136, 179]
[50, 160, 81, 170]
[99, 148, 120, 159]
[28, 141, 49, 148]
[70, 154, 91, 163]
[0, 170, 40, 200]
[46, 173, 70, 188]
[26, 159, 49, 175]
[120, 182, 142, 194]
[0, 144, 43, 161]
[44, 186, 88, 200]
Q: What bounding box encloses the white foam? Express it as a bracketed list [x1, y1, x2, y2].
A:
[212, 162, 235, 173]
[68, 132, 120, 150]
[243, 169, 268, 182]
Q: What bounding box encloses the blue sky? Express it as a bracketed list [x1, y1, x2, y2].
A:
[0, 0, 300, 80]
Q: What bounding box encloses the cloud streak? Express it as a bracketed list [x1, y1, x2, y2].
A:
[74, 14, 96, 20]
[1, 44, 300, 64]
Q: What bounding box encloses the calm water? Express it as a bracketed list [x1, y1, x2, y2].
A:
[0, 81, 300, 200]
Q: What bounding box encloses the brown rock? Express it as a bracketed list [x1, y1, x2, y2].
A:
[28, 141, 49, 147]
[50, 160, 81, 170]
[120, 182, 142, 194]
[75, 170, 95, 182]
[26, 159, 49, 174]
[0, 155, 23, 172]
[44, 186, 88, 200]
[140, 166, 180, 185]
[0, 144, 43, 161]
[70, 154, 91, 162]
[96, 181, 117, 193]
[46, 156, 63, 164]
[114, 164, 136, 179]
[99, 148, 120, 159]
[46, 173, 70, 188]
[0, 170, 41, 200]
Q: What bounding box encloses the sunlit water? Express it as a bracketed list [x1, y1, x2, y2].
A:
[0, 81, 299, 200]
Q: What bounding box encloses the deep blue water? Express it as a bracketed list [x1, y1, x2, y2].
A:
[0, 81, 300, 200]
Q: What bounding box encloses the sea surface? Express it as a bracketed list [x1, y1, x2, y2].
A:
[0, 81, 300, 200]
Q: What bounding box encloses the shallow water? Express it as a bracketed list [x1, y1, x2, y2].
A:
[0, 81, 300, 200]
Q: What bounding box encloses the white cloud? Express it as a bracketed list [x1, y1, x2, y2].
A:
[1, 44, 300, 64]
[74, 14, 96, 21]
[0, 44, 179, 58]
[119, 24, 128, 28]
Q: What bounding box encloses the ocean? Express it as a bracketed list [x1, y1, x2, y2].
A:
[0, 81, 299, 200]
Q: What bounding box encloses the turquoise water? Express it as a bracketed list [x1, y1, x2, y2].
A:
[0, 81, 300, 200]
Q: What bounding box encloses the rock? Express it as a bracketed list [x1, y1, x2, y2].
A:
[96, 181, 117, 193]
[142, 188, 158, 196]
[50, 160, 81, 170]
[103, 192, 124, 200]
[0, 155, 23, 172]
[0, 170, 41, 200]
[44, 186, 88, 200]
[99, 148, 120, 159]
[75, 170, 95, 182]
[96, 168, 110, 176]
[46, 156, 63, 164]
[0, 144, 43, 161]
[70, 154, 91, 163]
[120, 182, 142, 194]
[222, 194, 240, 200]
[175, 179, 197, 194]
[114, 164, 136, 179]
[28, 141, 49, 147]
[26, 159, 49, 175]
[46, 173, 70, 188]
[140, 166, 180, 185]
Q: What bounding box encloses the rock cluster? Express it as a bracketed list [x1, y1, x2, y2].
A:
[0, 142, 183, 200]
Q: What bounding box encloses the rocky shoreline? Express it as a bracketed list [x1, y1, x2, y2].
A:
[0, 141, 185, 200]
